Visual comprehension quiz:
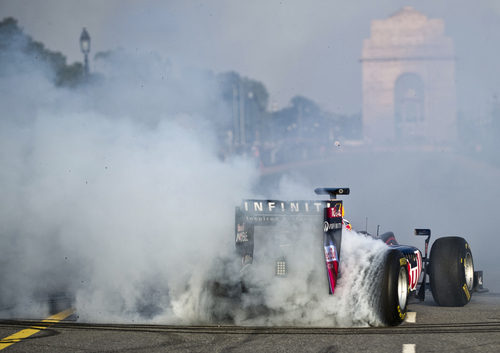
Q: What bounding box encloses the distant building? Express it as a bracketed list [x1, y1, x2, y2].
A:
[361, 6, 457, 144]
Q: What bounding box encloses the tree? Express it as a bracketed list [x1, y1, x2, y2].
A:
[217, 71, 270, 147]
[0, 17, 86, 87]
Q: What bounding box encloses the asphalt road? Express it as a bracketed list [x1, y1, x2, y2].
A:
[1, 293, 499, 353]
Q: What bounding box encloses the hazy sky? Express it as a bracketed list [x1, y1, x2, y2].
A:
[1, 0, 499, 114]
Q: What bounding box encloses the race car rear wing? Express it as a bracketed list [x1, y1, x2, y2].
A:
[235, 188, 349, 294]
[237, 188, 350, 225]
[234, 200, 328, 262]
[237, 200, 332, 225]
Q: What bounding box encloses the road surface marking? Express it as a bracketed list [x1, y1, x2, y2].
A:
[0, 308, 75, 350]
[402, 344, 416, 353]
[406, 311, 417, 323]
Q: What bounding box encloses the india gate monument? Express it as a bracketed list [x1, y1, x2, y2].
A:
[361, 6, 457, 145]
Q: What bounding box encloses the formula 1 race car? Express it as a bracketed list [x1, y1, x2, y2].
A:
[233, 187, 485, 326]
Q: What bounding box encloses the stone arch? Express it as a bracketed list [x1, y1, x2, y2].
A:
[362, 7, 457, 144]
[394, 73, 425, 139]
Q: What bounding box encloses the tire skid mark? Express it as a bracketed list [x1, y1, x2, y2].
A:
[1, 320, 500, 336]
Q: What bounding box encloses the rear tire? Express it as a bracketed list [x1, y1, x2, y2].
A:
[429, 236, 474, 306]
[377, 249, 409, 326]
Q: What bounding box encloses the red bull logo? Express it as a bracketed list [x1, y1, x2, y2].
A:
[343, 219, 352, 230]
[327, 203, 344, 218]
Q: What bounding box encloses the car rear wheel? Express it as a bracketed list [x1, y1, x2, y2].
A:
[429, 236, 474, 306]
[377, 249, 409, 326]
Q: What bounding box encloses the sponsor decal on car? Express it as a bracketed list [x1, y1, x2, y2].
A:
[236, 224, 248, 243]
[328, 203, 343, 218]
[324, 243, 339, 294]
[244, 215, 279, 223]
[324, 244, 338, 262]
[343, 219, 352, 230]
[236, 231, 248, 243]
[397, 305, 406, 319]
[407, 250, 422, 291]
[242, 200, 336, 214]
[463, 283, 471, 300]
[325, 202, 343, 233]
[324, 221, 342, 232]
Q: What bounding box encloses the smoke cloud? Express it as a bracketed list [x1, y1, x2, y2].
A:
[0, 37, 261, 322]
[232, 222, 388, 326]
[0, 35, 401, 327]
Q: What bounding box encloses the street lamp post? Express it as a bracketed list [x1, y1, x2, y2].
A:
[79, 28, 91, 76]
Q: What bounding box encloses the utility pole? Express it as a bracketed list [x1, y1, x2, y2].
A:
[239, 81, 246, 146]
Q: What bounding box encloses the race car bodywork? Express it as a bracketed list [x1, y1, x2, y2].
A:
[234, 187, 484, 325]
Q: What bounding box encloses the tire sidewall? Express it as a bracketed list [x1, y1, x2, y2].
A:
[429, 236, 473, 306]
[378, 249, 409, 326]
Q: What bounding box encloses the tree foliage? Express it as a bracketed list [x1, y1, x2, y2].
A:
[1, 16, 361, 165]
[217, 71, 269, 113]
[0, 17, 86, 87]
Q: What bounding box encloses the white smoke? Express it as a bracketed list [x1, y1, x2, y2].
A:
[0, 46, 396, 325]
[0, 39, 263, 323]
[231, 220, 388, 327]
[5, 23, 482, 328]
[1, 107, 260, 320]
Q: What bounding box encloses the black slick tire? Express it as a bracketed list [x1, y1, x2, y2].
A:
[377, 249, 409, 326]
[429, 236, 474, 306]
